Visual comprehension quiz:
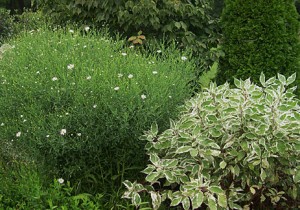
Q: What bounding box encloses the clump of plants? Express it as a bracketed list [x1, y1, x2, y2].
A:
[123, 73, 300, 209]
[0, 27, 195, 197]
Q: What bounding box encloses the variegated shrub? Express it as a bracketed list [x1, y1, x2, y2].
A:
[123, 73, 300, 209]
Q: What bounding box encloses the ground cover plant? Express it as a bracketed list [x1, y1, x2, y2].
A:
[124, 73, 300, 209]
[0, 26, 196, 208]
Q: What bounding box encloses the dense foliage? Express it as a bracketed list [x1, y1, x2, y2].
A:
[0, 8, 15, 44]
[35, 0, 221, 74]
[217, 0, 300, 96]
[0, 28, 194, 196]
[124, 74, 300, 209]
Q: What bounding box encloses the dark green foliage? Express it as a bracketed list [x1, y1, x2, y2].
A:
[35, 0, 221, 74]
[217, 0, 300, 96]
[0, 8, 15, 43]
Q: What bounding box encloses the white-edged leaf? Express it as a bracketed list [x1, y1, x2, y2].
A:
[278, 73, 286, 85]
[170, 196, 182, 206]
[191, 192, 204, 208]
[208, 197, 217, 210]
[286, 73, 296, 86]
[219, 161, 227, 169]
[145, 172, 160, 182]
[260, 72, 266, 87]
[218, 193, 227, 208]
[176, 146, 193, 154]
[123, 180, 133, 190]
[209, 186, 224, 194]
[182, 197, 190, 210]
[132, 192, 142, 206]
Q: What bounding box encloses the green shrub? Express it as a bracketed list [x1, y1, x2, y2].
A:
[123, 73, 300, 209]
[35, 0, 221, 75]
[217, 0, 300, 96]
[0, 8, 15, 44]
[0, 28, 194, 195]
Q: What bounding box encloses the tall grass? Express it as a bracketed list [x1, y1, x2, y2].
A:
[0, 27, 196, 207]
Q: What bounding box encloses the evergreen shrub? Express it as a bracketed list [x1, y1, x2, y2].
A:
[0, 8, 15, 44]
[218, 0, 300, 96]
[0, 28, 194, 194]
[123, 73, 300, 209]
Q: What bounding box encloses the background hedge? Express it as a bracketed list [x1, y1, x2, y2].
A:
[217, 0, 300, 96]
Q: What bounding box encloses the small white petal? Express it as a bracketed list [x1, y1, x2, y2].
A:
[114, 87, 120, 91]
[60, 129, 67, 136]
[141, 94, 147, 100]
[58, 178, 64, 184]
[128, 74, 133, 79]
[121, 52, 127, 56]
[16, 131, 21, 137]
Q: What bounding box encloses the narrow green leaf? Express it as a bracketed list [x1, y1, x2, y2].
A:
[277, 73, 286, 85]
[145, 172, 160, 182]
[260, 72, 266, 87]
[260, 169, 267, 182]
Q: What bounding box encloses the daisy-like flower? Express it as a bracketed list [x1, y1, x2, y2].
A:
[86, 76, 92, 80]
[141, 94, 147, 100]
[121, 52, 127, 56]
[118, 73, 123, 78]
[114, 86, 120, 91]
[93, 105, 97, 108]
[84, 26, 90, 32]
[181, 56, 187, 61]
[67, 64, 74, 70]
[58, 178, 64, 184]
[60, 129, 67, 136]
[16, 131, 21, 137]
[157, 50, 162, 53]
[152, 71, 158, 74]
[52, 77, 58, 81]
[128, 74, 133, 79]
[77, 133, 82, 137]
[69, 29, 74, 33]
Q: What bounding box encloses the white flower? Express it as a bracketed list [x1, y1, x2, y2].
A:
[52, 77, 58, 81]
[141, 94, 147, 100]
[157, 50, 162, 53]
[118, 73, 123, 78]
[58, 178, 64, 184]
[84, 26, 90, 32]
[152, 71, 158, 74]
[67, 64, 74, 70]
[121, 52, 127, 56]
[169, 95, 172, 98]
[181, 56, 187, 61]
[114, 86, 120, 91]
[77, 133, 82, 137]
[83, 45, 87, 48]
[36, 71, 40, 74]
[86, 76, 91, 80]
[93, 105, 97, 108]
[128, 74, 133, 79]
[1, 123, 4, 126]
[46, 135, 50, 138]
[60, 129, 67, 136]
[129, 45, 134, 49]
[69, 29, 74, 33]
[16, 131, 21, 137]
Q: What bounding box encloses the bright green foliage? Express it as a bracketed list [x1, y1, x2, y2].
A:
[217, 0, 300, 96]
[35, 0, 220, 71]
[0, 28, 194, 195]
[123, 73, 300, 209]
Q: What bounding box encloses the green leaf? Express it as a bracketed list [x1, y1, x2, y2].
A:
[218, 193, 227, 208]
[191, 192, 204, 209]
[190, 148, 198, 157]
[260, 72, 266, 87]
[174, 21, 181, 29]
[234, 78, 241, 88]
[123, 180, 133, 189]
[141, 165, 155, 174]
[293, 170, 300, 183]
[164, 171, 175, 182]
[210, 128, 222, 138]
[245, 133, 256, 140]
[208, 197, 217, 210]
[219, 161, 227, 169]
[149, 153, 160, 165]
[176, 146, 193, 154]
[286, 73, 296, 86]
[182, 197, 190, 210]
[277, 73, 286, 85]
[260, 169, 267, 182]
[170, 197, 182, 206]
[145, 172, 160, 182]
[209, 186, 223, 194]
[132, 192, 141, 206]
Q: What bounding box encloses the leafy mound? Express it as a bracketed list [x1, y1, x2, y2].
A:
[124, 73, 300, 209]
[0, 28, 194, 194]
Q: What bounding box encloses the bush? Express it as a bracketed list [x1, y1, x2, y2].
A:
[0, 28, 194, 195]
[36, 0, 221, 75]
[217, 0, 300, 96]
[0, 8, 15, 44]
[123, 73, 300, 209]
